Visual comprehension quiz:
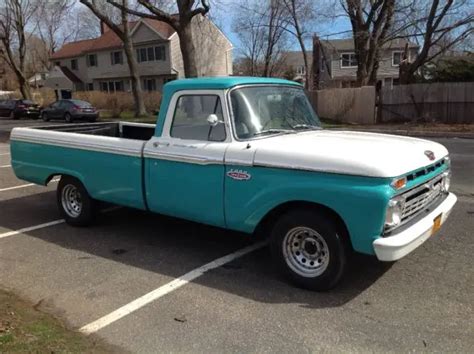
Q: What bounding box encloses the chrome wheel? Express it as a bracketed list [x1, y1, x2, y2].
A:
[61, 184, 82, 218]
[282, 226, 330, 277]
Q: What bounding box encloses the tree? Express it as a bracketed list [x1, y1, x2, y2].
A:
[105, 0, 211, 78]
[394, 0, 474, 84]
[424, 55, 474, 82]
[0, 0, 39, 99]
[233, 0, 288, 77]
[80, 0, 147, 117]
[342, 0, 395, 86]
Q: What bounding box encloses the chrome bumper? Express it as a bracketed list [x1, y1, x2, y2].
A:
[373, 193, 457, 261]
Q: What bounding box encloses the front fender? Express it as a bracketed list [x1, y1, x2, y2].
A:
[225, 166, 393, 255]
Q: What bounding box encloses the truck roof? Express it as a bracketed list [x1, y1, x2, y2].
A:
[163, 76, 302, 96]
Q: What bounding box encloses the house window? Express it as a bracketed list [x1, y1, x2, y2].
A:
[136, 45, 166, 63]
[87, 83, 94, 91]
[100, 80, 123, 93]
[341, 53, 357, 68]
[111, 51, 123, 65]
[392, 51, 404, 66]
[296, 65, 305, 75]
[87, 54, 98, 67]
[71, 59, 77, 70]
[143, 78, 156, 91]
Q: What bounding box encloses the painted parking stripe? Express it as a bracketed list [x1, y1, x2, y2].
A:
[0, 178, 59, 193]
[0, 219, 65, 239]
[0, 206, 121, 240]
[0, 165, 11, 168]
[0, 153, 10, 156]
[79, 241, 267, 335]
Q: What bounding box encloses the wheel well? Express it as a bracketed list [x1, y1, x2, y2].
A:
[255, 201, 351, 247]
[46, 174, 61, 185]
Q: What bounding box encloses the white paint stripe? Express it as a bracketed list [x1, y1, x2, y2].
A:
[0, 207, 122, 240]
[0, 153, 10, 156]
[0, 178, 59, 193]
[79, 241, 266, 335]
[0, 165, 11, 168]
[0, 219, 65, 239]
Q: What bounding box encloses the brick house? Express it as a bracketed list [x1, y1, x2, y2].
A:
[46, 16, 233, 97]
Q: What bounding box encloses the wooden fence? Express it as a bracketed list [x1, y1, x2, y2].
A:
[379, 82, 474, 124]
[308, 86, 376, 124]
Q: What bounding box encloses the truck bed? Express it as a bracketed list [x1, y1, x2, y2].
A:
[10, 122, 156, 210]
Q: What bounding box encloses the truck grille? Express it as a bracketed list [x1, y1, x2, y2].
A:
[401, 174, 444, 222]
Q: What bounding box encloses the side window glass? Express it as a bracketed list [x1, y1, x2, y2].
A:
[171, 95, 226, 142]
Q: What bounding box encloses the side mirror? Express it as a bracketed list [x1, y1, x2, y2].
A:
[207, 114, 220, 127]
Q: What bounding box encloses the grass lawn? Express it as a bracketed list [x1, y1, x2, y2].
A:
[0, 290, 122, 353]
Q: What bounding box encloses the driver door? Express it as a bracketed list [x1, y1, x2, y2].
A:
[144, 90, 230, 227]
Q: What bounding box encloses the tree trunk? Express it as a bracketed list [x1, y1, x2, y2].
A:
[399, 62, 415, 84]
[17, 72, 31, 100]
[123, 35, 146, 116]
[178, 25, 199, 78]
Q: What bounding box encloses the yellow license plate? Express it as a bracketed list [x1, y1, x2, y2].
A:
[432, 214, 443, 235]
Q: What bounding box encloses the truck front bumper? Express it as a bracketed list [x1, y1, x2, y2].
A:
[373, 192, 457, 261]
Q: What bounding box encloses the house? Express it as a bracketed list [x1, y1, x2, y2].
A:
[313, 37, 419, 89]
[28, 71, 49, 88]
[46, 16, 233, 97]
[281, 38, 419, 89]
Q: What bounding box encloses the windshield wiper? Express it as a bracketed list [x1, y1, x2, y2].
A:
[252, 129, 295, 137]
[292, 124, 322, 131]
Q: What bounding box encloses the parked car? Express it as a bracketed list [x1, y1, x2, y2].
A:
[41, 99, 98, 123]
[0, 99, 40, 119]
[10, 77, 456, 291]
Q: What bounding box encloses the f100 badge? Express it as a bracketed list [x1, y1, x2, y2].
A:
[227, 169, 251, 181]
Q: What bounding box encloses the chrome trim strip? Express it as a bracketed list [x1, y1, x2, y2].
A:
[143, 150, 223, 165]
[11, 134, 143, 157]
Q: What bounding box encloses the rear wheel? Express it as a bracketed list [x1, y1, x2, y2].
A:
[270, 209, 347, 291]
[57, 176, 96, 226]
[88, 117, 97, 123]
[65, 113, 73, 123]
[10, 111, 18, 120]
[42, 112, 49, 122]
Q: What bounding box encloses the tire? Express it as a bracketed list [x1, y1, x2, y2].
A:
[57, 176, 96, 227]
[42, 112, 49, 122]
[65, 112, 73, 123]
[11, 111, 18, 120]
[88, 117, 97, 123]
[270, 209, 348, 291]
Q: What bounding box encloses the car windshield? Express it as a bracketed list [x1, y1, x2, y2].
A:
[230, 86, 321, 139]
[70, 100, 92, 108]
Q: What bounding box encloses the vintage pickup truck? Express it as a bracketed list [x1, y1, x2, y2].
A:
[10, 77, 456, 290]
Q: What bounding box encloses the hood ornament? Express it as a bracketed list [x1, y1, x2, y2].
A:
[424, 150, 435, 161]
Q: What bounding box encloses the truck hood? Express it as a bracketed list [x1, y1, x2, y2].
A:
[250, 130, 448, 178]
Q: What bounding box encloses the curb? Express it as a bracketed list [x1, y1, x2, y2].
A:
[332, 128, 474, 139]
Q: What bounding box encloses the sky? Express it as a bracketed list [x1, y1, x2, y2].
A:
[210, 0, 352, 56]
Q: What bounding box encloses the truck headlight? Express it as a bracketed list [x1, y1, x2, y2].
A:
[385, 196, 405, 229]
[441, 170, 451, 192]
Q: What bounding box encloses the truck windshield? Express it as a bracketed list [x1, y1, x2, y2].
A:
[230, 86, 321, 139]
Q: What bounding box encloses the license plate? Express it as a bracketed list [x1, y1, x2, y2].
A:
[432, 214, 443, 235]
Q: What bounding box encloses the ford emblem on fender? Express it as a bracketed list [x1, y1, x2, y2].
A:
[424, 150, 435, 161]
[227, 169, 251, 181]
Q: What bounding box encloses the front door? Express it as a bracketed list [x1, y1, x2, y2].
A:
[144, 91, 230, 227]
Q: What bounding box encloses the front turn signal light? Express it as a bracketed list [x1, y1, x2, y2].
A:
[391, 177, 407, 190]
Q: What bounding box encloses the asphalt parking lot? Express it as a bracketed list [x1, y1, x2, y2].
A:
[0, 120, 473, 352]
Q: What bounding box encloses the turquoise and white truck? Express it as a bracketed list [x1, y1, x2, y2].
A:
[10, 77, 457, 290]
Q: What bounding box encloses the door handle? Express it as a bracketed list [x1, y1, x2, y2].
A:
[153, 142, 170, 148]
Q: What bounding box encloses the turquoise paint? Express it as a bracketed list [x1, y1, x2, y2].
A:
[155, 77, 302, 137]
[144, 157, 226, 227]
[225, 165, 393, 255]
[10, 141, 146, 210]
[392, 162, 448, 194]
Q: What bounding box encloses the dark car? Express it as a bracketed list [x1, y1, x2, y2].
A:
[41, 99, 99, 123]
[0, 99, 41, 120]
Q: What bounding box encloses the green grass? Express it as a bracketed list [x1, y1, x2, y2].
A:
[99, 110, 157, 123]
[0, 290, 122, 353]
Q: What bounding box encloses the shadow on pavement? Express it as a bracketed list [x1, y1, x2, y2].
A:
[1, 192, 392, 308]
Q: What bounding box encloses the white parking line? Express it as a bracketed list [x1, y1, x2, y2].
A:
[0, 219, 65, 239]
[0, 178, 59, 193]
[79, 241, 266, 335]
[0, 165, 11, 168]
[0, 153, 10, 156]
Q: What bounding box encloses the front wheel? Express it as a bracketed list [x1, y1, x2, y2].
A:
[65, 113, 73, 123]
[42, 112, 49, 122]
[57, 176, 96, 226]
[270, 209, 348, 291]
